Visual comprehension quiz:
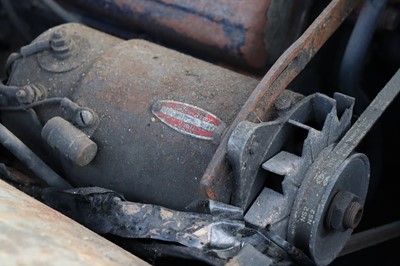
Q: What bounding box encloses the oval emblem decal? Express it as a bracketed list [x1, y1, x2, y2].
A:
[152, 100, 226, 140]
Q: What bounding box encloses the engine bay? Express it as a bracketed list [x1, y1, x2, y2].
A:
[1, 1, 400, 265]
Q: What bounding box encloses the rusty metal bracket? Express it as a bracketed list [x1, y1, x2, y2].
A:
[40, 186, 314, 264]
[200, 0, 361, 202]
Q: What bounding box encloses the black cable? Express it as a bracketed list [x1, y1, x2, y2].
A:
[0, 122, 72, 189]
[5, 40, 51, 78]
[20, 40, 51, 57]
[0, 97, 64, 111]
[0, 80, 19, 91]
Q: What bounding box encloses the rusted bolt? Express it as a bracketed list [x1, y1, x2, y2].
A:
[16, 89, 26, 98]
[15, 84, 46, 104]
[343, 201, 363, 229]
[274, 91, 293, 111]
[50, 30, 71, 59]
[16, 85, 35, 104]
[326, 190, 363, 231]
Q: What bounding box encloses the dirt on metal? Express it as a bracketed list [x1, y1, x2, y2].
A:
[0, 179, 149, 266]
[200, 0, 361, 201]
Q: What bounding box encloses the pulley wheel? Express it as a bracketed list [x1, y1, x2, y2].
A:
[287, 145, 370, 265]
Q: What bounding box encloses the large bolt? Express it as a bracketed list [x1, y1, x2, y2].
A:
[326, 190, 364, 232]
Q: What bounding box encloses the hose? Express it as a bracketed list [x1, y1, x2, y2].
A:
[0, 123, 72, 189]
[339, 0, 389, 109]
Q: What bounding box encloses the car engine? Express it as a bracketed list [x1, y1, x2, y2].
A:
[0, 0, 400, 265]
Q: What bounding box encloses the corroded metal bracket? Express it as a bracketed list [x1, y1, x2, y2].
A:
[200, 0, 361, 202]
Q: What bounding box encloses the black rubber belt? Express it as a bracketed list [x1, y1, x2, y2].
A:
[319, 68, 400, 181]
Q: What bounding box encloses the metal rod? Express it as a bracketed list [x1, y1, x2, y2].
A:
[340, 220, 400, 256]
[0, 123, 72, 189]
[200, 0, 361, 201]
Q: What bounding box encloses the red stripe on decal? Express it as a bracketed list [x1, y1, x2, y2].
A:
[152, 100, 226, 140]
[156, 112, 214, 138]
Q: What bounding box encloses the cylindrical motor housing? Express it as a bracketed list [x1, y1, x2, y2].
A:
[59, 0, 314, 69]
[5, 23, 259, 210]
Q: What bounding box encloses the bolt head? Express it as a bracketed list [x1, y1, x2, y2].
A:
[79, 110, 95, 127]
[16, 85, 35, 104]
[274, 92, 293, 111]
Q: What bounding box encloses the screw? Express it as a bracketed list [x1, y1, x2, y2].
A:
[79, 110, 95, 127]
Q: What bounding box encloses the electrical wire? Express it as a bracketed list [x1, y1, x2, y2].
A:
[0, 97, 64, 111]
[0, 122, 72, 188]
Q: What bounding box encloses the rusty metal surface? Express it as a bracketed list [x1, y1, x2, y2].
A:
[40, 186, 313, 264]
[42, 187, 245, 253]
[287, 67, 400, 265]
[232, 92, 355, 235]
[60, 0, 312, 69]
[2, 23, 120, 164]
[70, 37, 258, 210]
[226, 245, 274, 266]
[0, 179, 149, 266]
[200, 0, 361, 202]
[8, 23, 259, 210]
